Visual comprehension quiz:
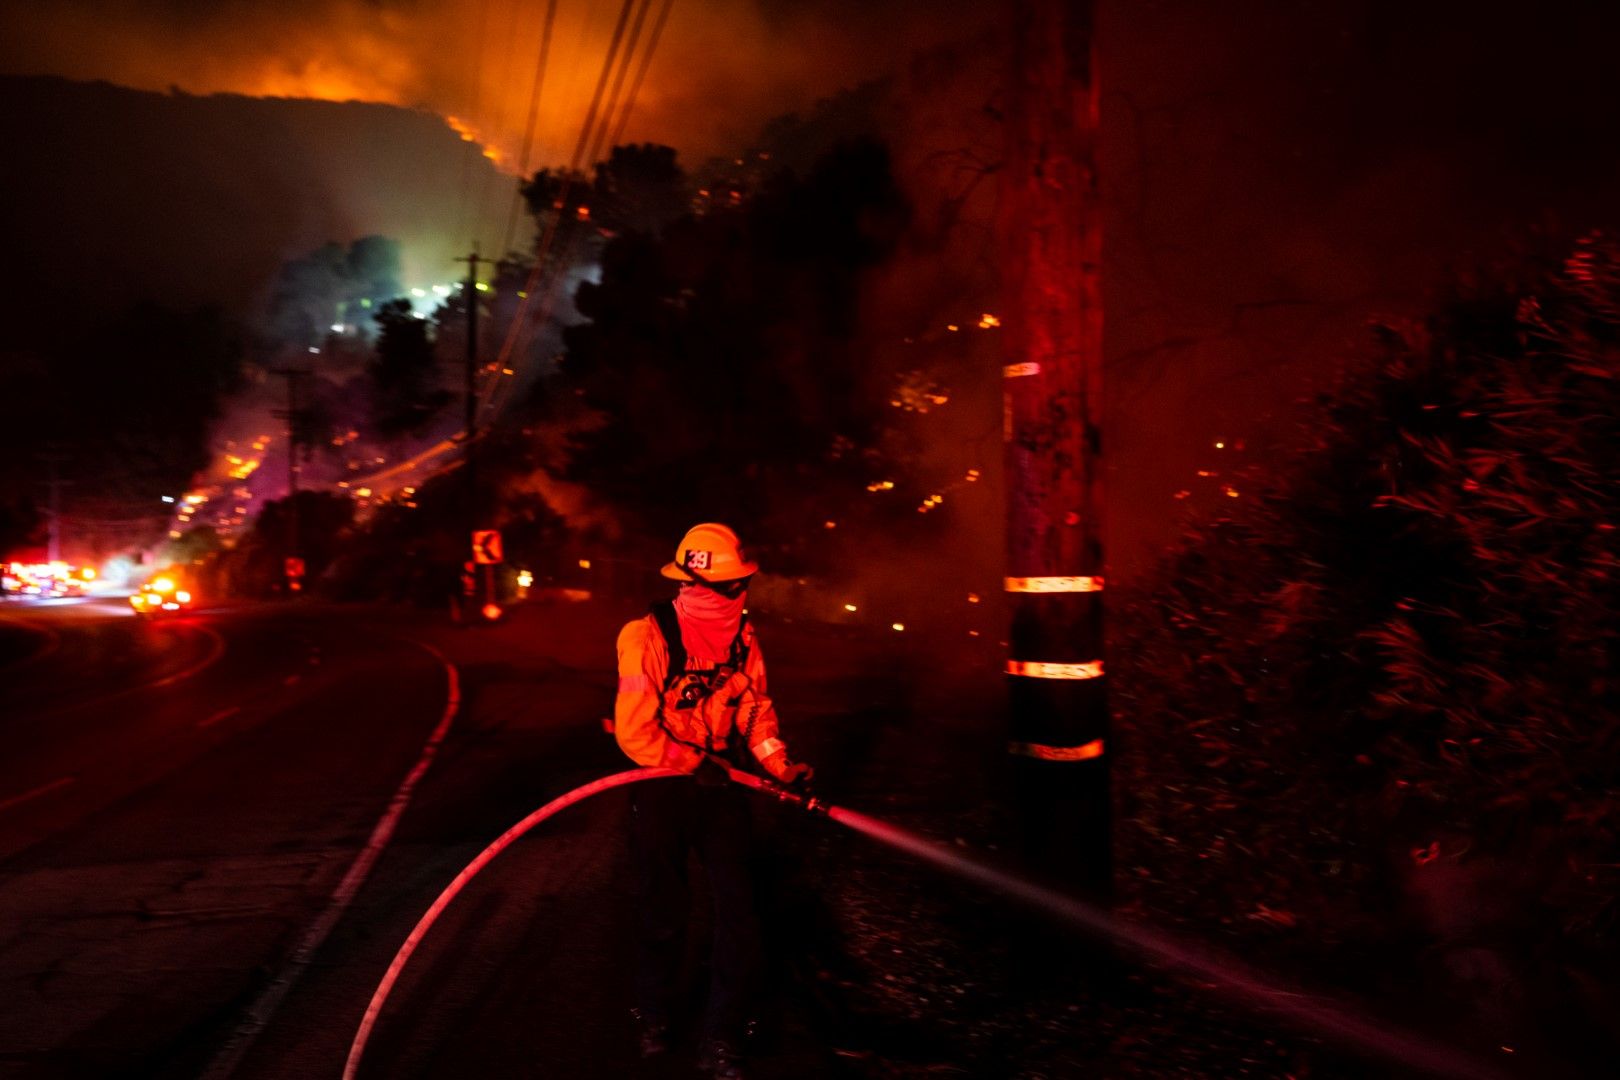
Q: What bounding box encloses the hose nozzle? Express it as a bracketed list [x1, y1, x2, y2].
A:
[707, 754, 827, 815]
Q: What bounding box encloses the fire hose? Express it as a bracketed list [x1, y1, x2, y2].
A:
[343, 760, 1505, 1080]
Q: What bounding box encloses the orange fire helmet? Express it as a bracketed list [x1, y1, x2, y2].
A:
[660, 522, 759, 582]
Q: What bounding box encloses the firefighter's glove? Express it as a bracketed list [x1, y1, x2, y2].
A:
[658, 738, 703, 774]
[763, 749, 814, 795]
[694, 756, 730, 787]
[781, 761, 814, 788]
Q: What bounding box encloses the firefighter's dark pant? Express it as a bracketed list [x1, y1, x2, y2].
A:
[629, 777, 760, 1042]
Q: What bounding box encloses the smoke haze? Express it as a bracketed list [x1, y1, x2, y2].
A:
[0, 0, 987, 171]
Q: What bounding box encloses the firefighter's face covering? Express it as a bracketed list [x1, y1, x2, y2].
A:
[673, 578, 750, 663]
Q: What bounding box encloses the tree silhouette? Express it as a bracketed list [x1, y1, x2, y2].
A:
[547, 138, 909, 547]
[591, 143, 689, 236]
[368, 299, 448, 438]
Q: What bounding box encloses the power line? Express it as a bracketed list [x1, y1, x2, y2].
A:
[607, 0, 675, 147]
[567, 0, 637, 174]
[473, 0, 677, 427]
[501, 0, 561, 257]
[584, 0, 653, 170]
[479, 0, 677, 427]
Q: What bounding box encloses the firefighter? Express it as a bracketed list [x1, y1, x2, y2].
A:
[614, 522, 813, 1078]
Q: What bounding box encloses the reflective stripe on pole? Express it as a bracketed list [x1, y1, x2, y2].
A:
[1006, 659, 1104, 680]
[1009, 738, 1105, 762]
[1004, 575, 1104, 593]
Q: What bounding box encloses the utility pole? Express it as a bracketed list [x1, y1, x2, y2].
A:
[999, 0, 1108, 894]
[41, 450, 70, 564]
[456, 248, 494, 617]
[456, 248, 485, 515]
[271, 368, 312, 594]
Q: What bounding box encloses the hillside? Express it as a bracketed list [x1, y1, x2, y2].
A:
[0, 75, 513, 339]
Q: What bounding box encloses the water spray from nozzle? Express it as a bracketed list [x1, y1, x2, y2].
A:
[716, 759, 1505, 1080]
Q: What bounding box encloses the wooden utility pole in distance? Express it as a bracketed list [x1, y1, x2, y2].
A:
[999, 0, 1108, 894]
[456, 249, 486, 518]
[456, 249, 497, 616]
[271, 368, 312, 594]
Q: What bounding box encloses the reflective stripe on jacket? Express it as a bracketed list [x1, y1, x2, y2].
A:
[615, 614, 783, 773]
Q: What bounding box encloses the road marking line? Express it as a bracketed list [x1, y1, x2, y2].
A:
[32, 621, 230, 723]
[0, 776, 76, 815]
[199, 705, 242, 729]
[147, 622, 228, 689]
[203, 638, 461, 1079]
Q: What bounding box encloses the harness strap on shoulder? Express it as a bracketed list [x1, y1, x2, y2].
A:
[648, 600, 686, 691]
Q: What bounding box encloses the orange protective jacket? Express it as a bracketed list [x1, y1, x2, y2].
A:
[614, 614, 794, 779]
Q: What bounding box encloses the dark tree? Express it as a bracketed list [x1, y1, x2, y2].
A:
[547, 139, 909, 549]
[519, 166, 596, 271]
[591, 143, 689, 236]
[1115, 234, 1620, 1054]
[368, 299, 447, 438]
[231, 490, 356, 596]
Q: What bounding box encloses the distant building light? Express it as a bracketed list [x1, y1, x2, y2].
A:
[161, 495, 175, 504]
[411, 287, 426, 297]
[308, 346, 320, 353]
[330, 323, 344, 333]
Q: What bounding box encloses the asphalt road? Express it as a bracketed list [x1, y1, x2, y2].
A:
[0, 596, 842, 1079]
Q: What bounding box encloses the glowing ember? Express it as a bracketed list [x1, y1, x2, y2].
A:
[978, 313, 1001, 328]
